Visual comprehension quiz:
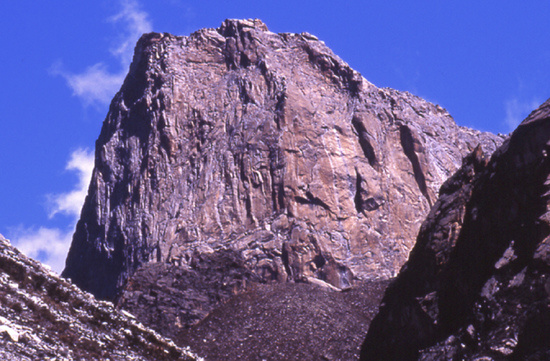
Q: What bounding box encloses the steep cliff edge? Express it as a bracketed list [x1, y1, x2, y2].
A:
[0, 235, 200, 360]
[361, 99, 550, 360]
[62, 18, 502, 305]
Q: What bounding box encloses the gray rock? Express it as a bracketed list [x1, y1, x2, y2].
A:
[62, 19, 503, 304]
[0, 234, 201, 360]
[177, 281, 390, 361]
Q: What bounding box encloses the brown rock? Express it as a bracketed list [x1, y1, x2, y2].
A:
[361, 99, 550, 361]
[62, 18, 502, 306]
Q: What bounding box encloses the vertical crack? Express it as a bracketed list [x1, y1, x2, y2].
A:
[399, 124, 432, 206]
[352, 116, 379, 169]
[269, 146, 286, 212]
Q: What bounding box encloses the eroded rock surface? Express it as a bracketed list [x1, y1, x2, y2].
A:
[0, 235, 201, 361]
[177, 281, 389, 361]
[116, 258, 388, 360]
[116, 249, 257, 338]
[63, 19, 502, 303]
[361, 99, 550, 360]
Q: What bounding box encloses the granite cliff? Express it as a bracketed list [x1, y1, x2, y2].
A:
[361, 99, 550, 360]
[62, 19, 501, 308]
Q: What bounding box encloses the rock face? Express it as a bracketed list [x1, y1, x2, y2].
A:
[0, 235, 201, 360]
[62, 19, 502, 302]
[361, 99, 550, 360]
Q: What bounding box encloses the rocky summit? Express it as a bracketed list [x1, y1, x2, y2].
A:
[62, 18, 501, 307]
[361, 99, 550, 360]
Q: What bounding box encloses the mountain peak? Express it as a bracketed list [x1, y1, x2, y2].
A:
[62, 20, 502, 317]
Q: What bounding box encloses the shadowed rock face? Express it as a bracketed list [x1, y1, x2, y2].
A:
[361, 99, 550, 361]
[62, 18, 501, 304]
[177, 281, 390, 361]
[115, 256, 388, 360]
[116, 249, 258, 339]
[0, 235, 200, 361]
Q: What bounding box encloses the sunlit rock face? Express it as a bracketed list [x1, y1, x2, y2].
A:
[62, 19, 502, 301]
[361, 99, 550, 361]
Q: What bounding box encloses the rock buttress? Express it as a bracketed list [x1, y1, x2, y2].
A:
[63, 19, 503, 301]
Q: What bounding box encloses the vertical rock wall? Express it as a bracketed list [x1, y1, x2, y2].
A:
[62, 19, 502, 300]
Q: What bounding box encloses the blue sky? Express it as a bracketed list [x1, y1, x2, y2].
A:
[1, 0, 549, 272]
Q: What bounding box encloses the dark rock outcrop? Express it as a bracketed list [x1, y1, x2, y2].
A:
[62, 19, 502, 304]
[118, 263, 388, 360]
[115, 253, 389, 361]
[116, 249, 257, 338]
[177, 280, 389, 361]
[0, 235, 200, 360]
[361, 99, 550, 360]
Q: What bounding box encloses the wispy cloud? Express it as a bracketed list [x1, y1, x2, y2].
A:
[47, 148, 95, 220]
[11, 1, 151, 273]
[11, 148, 94, 274]
[9, 226, 73, 274]
[504, 98, 541, 132]
[109, 0, 153, 65]
[51, 62, 125, 108]
[53, 0, 152, 107]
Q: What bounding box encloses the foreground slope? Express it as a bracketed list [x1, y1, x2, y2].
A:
[361, 99, 550, 360]
[0, 235, 200, 360]
[63, 19, 502, 302]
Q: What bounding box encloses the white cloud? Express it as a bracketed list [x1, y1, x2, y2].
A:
[47, 148, 95, 220]
[10, 148, 94, 274]
[52, 63, 125, 107]
[109, 0, 153, 66]
[504, 98, 541, 132]
[9, 226, 73, 274]
[54, 0, 152, 107]
[17, 1, 151, 274]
